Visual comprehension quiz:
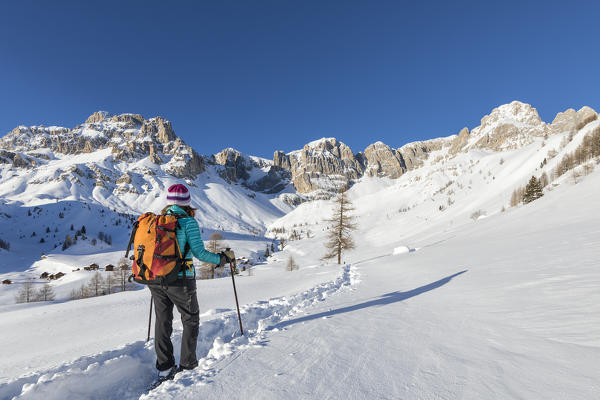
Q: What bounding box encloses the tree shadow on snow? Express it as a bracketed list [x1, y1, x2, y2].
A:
[275, 270, 467, 329]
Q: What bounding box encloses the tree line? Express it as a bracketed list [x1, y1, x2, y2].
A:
[16, 282, 56, 303]
[69, 259, 132, 300]
[510, 126, 600, 207]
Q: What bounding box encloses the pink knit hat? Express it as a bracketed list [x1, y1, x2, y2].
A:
[166, 184, 191, 206]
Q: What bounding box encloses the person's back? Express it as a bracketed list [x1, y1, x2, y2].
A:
[162, 204, 220, 277]
[149, 184, 234, 386]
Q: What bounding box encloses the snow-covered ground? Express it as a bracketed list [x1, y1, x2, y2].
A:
[1, 156, 599, 399]
[2, 104, 600, 398]
[139, 163, 600, 399]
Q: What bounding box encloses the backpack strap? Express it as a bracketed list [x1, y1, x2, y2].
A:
[163, 211, 194, 276]
[124, 221, 139, 259]
[136, 244, 149, 279]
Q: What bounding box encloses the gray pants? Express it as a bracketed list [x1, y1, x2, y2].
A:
[149, 280, 199, 371]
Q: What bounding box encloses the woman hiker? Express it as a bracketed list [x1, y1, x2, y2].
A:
[151, 183, 234, 383]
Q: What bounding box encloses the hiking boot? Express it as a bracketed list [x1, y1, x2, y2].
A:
[149, 365, 179, 390]
[157, 365, 178, 381]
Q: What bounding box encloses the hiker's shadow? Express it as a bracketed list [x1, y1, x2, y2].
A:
[275, 270, 467, 329]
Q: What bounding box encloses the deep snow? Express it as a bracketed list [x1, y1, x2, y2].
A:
[1, 161, 599, 399]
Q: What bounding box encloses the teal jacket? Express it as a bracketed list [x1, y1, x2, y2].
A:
[164, 205, 221, 276]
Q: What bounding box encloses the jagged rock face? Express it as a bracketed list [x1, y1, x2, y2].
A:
[449, 127, 470, 154]
[0, 150, 14, 164]
[273, 151, 291, 170]
[576, 107, 599, 129]
[0, 150, 30, 167]
[398, 139, 447, 170]
[0, 112, 205, 185]
[140, 117, 176, 144]
[273, 137, 445, 193]
[115, 173, 132, 184]
[211, 148, 290, 193]
[273, 138, 364, 193]
[247, 166, 291, 194]
[551, 106, 598, 134]
[85, 111, 110, 124]
[214, 148, 251, 182]
[362, 142, 406, 178]
[111, 113, 144, 127]
[470, 101, 549, 150]
[0, 126, 71, 153]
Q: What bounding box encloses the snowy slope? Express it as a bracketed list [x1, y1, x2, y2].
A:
[1, 156, 599, 399]
[143, 154, 600, 399]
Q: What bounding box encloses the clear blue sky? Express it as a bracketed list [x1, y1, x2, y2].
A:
[1, 1, 598, 159]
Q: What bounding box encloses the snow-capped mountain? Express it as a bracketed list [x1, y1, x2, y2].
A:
[270, 101, 598, 194]
[1, 101, 600, 399]
[1, 100, 599, 304]
[1, 101, 597, 209]
[0, 111, 299, 232]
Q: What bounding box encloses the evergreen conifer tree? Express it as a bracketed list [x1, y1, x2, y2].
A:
[523, 176, 544, 204]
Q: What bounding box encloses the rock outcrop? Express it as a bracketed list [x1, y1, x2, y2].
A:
[0, 112, 206, 188]
[362, 141, 406, 178]
[273, 138, 364, 193]
[85, 111, 110, 124]
[550, 106, 598, 134]
[140, 117, 176, 144]
[449, 127, 470, 154]
[214, 148, 251, 182]
[470, 101, 549, 150]
[272, 137, 444, 194]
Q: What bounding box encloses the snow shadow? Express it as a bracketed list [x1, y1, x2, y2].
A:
[274, 270, 467, 329]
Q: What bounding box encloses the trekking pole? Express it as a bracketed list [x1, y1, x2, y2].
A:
[147, 295, 153, 342]
[229, 260, 244, 336]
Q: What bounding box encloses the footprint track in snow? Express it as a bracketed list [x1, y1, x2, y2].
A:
[2, 264, 358, 400]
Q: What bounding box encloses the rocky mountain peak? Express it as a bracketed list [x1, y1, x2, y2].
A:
[550, 106, 598, 134]
[85, 111, 111, 124]
[214, 148, 244, 165]
[303, 137, 355, 160]
[139, 117, 176, 144]
[362, 141, 405, 179]
[273, 138, 364, 194]
[213, 148, 252, 182]
[0, 112, 205, 180]
[469, 101, 549, 150]
[481, 101, 543, 127]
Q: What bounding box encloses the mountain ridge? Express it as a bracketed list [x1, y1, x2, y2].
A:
[1, 101, 598, 199]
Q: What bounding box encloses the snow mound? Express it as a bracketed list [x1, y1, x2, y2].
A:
[393, 246, 413, 255]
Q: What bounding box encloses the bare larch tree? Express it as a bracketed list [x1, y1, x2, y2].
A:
[15, 280, 37, 303]
[322, 188, 357, 264]
[37, 283, 56, 301]
[206, 232, 224, 279]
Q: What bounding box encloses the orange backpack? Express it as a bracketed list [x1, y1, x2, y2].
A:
[125, 212, 190, 286]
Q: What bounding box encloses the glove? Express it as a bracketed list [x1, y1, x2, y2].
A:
[219, 249, 235, 267]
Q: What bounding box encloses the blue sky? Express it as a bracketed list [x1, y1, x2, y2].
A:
[1, 1, 598, 158]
